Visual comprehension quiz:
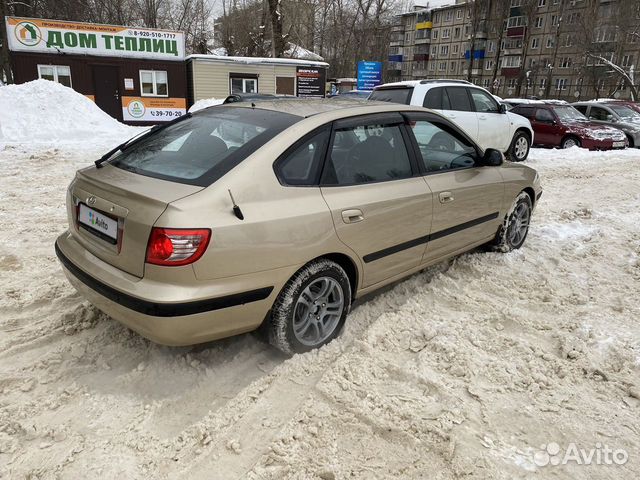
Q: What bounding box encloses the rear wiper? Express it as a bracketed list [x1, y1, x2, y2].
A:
[95, 112, 192, 168]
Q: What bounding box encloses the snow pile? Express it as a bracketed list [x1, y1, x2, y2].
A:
[0, 79, 138, 144]
[189, 97, 225, 113]
[285, 43, 324, 61]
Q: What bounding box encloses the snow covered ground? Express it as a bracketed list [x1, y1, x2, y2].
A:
[1, 86, 639, 479]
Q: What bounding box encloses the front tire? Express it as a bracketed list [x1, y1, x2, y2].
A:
[561, 136, 581, 149]
[508, 131, 530, 162]
[489, 192, 533, 252]
[268, 259, 351, 355]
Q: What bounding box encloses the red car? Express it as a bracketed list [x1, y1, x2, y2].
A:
[510, 103, 628, 150]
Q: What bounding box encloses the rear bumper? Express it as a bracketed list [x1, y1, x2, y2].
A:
[55, 231, 288, 345]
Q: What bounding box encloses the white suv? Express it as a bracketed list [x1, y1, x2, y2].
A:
[370, 80, 534, 161]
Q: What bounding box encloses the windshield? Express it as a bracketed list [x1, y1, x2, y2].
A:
[109, 107, 300, 186]
[553, 106, 587, 122]
[608, 104, 640, 121]
[369, 87, 413, 104]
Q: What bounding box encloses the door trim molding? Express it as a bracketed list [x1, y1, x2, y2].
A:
[363, 211, 500, 263]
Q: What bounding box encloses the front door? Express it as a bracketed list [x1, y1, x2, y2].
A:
[404, 113, 504, 262]
[469, 87, 511, 151]
[320, 113, 433, 287]
[532, 108, 561, 146]
[93, 66, 121, 121]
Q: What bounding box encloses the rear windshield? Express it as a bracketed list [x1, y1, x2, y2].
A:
[109, 106, 300, 186]
[369, 87, 413, 105]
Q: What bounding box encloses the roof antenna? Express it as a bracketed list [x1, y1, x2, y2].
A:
[228, 189, 244, 220]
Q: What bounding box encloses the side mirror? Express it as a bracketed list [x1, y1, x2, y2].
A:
[499, 103, 508, 114]
[481, 148, 504, 166]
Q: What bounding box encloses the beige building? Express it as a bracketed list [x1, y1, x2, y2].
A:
[387, 0, 640, 101]
[187, 55, 329, 102]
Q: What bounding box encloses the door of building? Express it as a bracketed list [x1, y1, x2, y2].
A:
[93, 65, 121, 121]
[276, 76, 295, 95]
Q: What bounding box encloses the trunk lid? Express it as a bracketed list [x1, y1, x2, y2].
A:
[68, 164, 203, 278]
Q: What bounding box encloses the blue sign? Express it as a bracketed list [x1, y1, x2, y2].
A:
[357, 61, 383, 91]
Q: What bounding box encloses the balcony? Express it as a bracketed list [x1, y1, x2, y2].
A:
[388, 54, 403, 62]
[507, 26, 526, 37]
[387, 61, 403, 71]
[414, 53, 430, 61]
[415, 36, 431, 44]
[416, 21, 433, 30]
[503, 47, 523, 56]
[501, 67, 521, 78]
[464, 49, 486, 60]
[412, 68, 429, 78]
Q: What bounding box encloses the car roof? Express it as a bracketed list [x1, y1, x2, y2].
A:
[375, 79, 474, 89]
[227, 98, 420, 118]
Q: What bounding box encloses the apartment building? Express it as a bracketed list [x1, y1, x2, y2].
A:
[386, 0, 640, 101]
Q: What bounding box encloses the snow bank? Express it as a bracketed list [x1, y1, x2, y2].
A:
[0, 79, 138, 144]
[189, 97, 224, 113]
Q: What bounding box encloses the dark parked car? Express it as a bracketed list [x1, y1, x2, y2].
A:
[510, 103, 627, 150]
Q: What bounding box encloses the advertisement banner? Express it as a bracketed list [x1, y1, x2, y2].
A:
[122, 97, 186, 122]
[6, 17, 185, 61]
[357, 61, 383, 91]
[296, 66, 326, 98]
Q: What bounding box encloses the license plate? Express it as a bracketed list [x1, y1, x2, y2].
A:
[613, 141, 625, 147]
[78, 204, 118, 243]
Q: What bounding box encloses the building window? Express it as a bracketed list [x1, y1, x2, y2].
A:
[431, 46, 438, 55]
[140, 70, 168, 97]
[559, 57, 571, 68]
[440, 45, 449, 55]
[551, 15, 559, 26]
[540, 78, 547, 89]
[531, 38, 540, 49]
[456, 9, 463, 19]
[37, 65, 72, 87]
[229, 74, 258, 94]
[538, 0, 546, 7]
[453, 44, 459, 54]
[439, 61, 447, 71]
[488, 41, 495, 52]
[443, 28, 451, 38]
[485, 59, 495, 70]
[535, 17, 543, 28]
[508, 78, 517, 88]
[507, 16, 526, 28]
[433, 29, 439, 40]
[555, 78, 568, 90]
[483, 78, 490, 87]
[430, 62, 436, 71]
[450, 61, 456, 71]
[434, 13, 440, 23]
[503, 56, 522, 68]
[622, 55, 634, 67]
[546, 37, 554, 48]
[445, 10, 453, 21]
[454, 27, 461, 38]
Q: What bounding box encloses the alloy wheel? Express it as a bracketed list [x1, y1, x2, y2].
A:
[293, 277, 345, 347]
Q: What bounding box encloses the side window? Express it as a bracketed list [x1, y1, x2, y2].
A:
[322, 123, 412, 185]
[423, 87, 450, 109]
[408, 119, 477, 172]
[276, 129, 329, 186]
[535, 108, 555, 122]
[445, 87, 473, 111]
[589, 106, 610, 121]
[515, 107, 534, 119]
[469, 89, 500, 113]
[573, 105, 588, 115]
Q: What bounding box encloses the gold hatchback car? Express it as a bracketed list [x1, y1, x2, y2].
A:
[55, 100, 541, 354]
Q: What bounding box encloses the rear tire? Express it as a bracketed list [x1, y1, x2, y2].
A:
[626, 135, 634, 148]
[561, 136, 581, 149]
[489, 192, 533, 252]
[268, 259, 351, 355]
[507, 130, 530, 162]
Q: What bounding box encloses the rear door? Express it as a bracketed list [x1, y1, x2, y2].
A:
[320, 113, 433, 287]
[404, 112, 504, 261]
[532, 108, 562, 145]
[468, 87, 510, 151]
[439, 86, 479, 141]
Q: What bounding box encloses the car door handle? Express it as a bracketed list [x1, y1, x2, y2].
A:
[478, 115, 487, 120]
[439, 192, 454, 203]
[341, 209, 364, 224]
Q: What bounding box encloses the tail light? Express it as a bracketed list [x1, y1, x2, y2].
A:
[146, 228, 211, 266]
